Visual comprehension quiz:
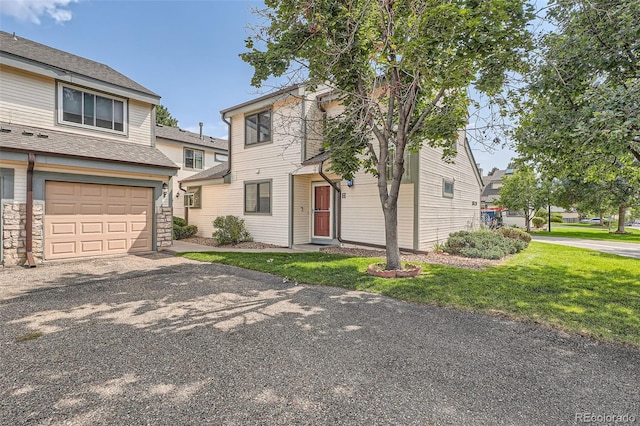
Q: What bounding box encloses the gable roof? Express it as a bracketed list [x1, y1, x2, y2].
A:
[155, 124, 227, 151]
[180, 162, 228, 183]
[481, 169, 512, 202]
[0, 31, 158, 98]
[0, 122, 177, 170]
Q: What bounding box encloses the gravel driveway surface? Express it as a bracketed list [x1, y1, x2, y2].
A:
[1, 254, 638, 425]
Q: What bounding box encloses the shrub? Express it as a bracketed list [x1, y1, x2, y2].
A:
[496, 226, 532, 243]
[444, 229, 528, 260]
[213, 215, 252, 245]
[172, 217, 197, 240]
[532, 217, 546, 228]
[550, 213, 564, 223]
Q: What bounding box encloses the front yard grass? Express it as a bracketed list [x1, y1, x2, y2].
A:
[179, 242, 640, 347]
[533, 224, 640, 244]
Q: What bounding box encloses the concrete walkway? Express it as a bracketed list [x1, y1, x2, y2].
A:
[167, 240, 326, 254]
[532, 235, 640, 259]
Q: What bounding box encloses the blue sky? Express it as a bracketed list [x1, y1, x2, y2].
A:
[0, 0, 518, 172]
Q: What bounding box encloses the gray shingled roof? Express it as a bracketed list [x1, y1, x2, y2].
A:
[180, 162, 228, 183]
[481, 169, 510, 203]
[155, 124, 227, 151]
[0, 31, 158, 97]
[0, 122, 177, 169]
[301, 150, 330, 165]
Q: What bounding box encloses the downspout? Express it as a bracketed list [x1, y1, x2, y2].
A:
[25, 153, 36, 267]
[178, 182, 188, 224]
[220, 114, 232, 179]
[317, 161, 427, 254]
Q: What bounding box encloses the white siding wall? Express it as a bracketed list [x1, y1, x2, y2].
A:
[292, 174, 311, 245]
[341, 171, 415, 248]
[187, 184, 236, 238]
[190, 97, 304, 246]
[155, 139, 221, 219]
[0, 66, 154, 146]
[418, 133, 481, 249]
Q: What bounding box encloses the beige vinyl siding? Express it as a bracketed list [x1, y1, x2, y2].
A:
[213, 98, 303, 246]
[187, 184, 236, 238]
[0, 162, 28, 203]
[292, 174, 312, 245]
[418, 134, 481, 249]
[0, 66, 54, 126]
[0, 66, 154, 146]
[155, 139, 220, 219]
[341, 169, 414, 248]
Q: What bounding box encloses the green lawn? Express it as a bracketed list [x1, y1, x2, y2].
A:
[179, 242, 640, 347]
[533, 224, 640, 244]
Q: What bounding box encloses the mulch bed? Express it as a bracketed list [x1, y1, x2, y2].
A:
[180, 237, 503, 270]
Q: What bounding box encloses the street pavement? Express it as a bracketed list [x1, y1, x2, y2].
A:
[532, 235, 640, 259]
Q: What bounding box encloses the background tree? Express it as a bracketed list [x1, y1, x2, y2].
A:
[497, 167, 545, 232]
[156, 104, 179, 127]
[514, 0, 640, 211]
[242, 0, 533, 269]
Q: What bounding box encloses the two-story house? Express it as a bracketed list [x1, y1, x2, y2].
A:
[182, 85, 482, 250]
[0, 31, 178, 266]
[155, 124, 227, 219]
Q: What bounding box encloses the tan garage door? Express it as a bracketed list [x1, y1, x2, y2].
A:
[45, 181, 153, 260]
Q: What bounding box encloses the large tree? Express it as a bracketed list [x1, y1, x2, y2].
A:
[242, 0, 533, 269]
[514, 0, 640, 229]
[156, 104, 179, 127]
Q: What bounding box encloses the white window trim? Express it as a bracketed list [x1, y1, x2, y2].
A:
[184, 186, 202, 209]
[184, 148, 204, 170]
[57, 83, 128, 135]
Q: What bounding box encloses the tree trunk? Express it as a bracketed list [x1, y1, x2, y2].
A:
[524, 209, 531, 233]
[382, 204, 402, 270]
[615, 204, 627, 234]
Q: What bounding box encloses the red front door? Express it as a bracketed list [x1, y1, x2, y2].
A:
[313, 185, 331, 238]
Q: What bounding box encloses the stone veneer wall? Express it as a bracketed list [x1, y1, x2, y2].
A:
[156, 206, 173, 250]
[2, 202, 44, 266]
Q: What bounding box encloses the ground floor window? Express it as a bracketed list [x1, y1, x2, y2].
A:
[244, 180, 271, 214]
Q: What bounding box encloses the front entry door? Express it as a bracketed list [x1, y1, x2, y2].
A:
[312, 184, 332, 239]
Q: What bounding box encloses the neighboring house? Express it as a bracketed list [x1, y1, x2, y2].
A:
[0, 31, 178, 266]
[155, 124, 227, 219]
[181, 85, 481, 250]
[480, 169, 525, 227]
[481, 169, 579, 227]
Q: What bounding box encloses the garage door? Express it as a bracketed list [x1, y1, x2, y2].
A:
[45, 181, 153, 260]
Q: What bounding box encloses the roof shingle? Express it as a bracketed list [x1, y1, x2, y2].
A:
[0, 122, 177, 169]
[0, 31, 158, 97]
[180, 162, 229, 183]
[155, 124, 227, 151]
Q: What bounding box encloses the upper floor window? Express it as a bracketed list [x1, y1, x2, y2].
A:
[386, 149, 414, 183]
[245, 110, 271, 146]
[58, 84, 126, 134]
[215, 152, 228, 162]
[184, 148, 204, 170]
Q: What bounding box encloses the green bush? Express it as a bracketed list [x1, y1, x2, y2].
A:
[172, 217, 197, 240]
[444, 229, 528, 260]
[532, 217, 546, 228]
[496, 226, 532, 243]
[550, 213, 564, 223]
[213, 215, 252, 245]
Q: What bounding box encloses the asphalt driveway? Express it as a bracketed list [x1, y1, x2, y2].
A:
[1, 254, 638, 425]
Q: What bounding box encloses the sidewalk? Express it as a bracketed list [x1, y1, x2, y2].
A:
[166, 240, 325, 254]
[532, 235, 640, 259]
